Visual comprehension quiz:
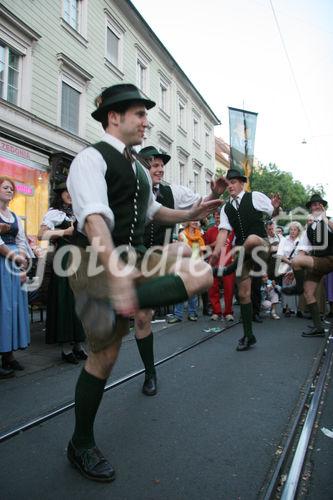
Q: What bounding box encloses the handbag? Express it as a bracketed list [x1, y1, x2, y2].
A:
[277, 241, 299, 276]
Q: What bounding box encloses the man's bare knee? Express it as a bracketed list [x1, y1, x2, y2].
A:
[87, 341, 121, 378]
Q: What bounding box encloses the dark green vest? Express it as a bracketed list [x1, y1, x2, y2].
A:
[224, 192, 266, 245]
[144, 184, 174, 247]
[74, 141, 151, 250]
[306, 220, 333, 257]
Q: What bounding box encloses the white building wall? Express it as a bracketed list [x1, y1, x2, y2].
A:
[0, 0, 219, 195]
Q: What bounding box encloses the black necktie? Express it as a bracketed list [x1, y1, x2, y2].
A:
[153, 185, 159, 198]
[123, 146, 134, 163]
[234, 197, 240, 210]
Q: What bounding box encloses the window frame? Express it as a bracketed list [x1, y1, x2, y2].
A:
[104, 10, 125, 77]
[177, 92, 187, 133]
[57, 53, 93, 137]
[61, 0, 88, 40]
[158, 71, 171, 118]
[135, 45, 151, 96]
[0, 43, 22, 105]
[0, 4, 40, 110]
[192, 108, 201, 147]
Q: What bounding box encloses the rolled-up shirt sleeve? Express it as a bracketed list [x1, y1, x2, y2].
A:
[218, 205, 232, 231]
[67, 147, 115, 233]
[252, 191, 274, 216]
[171, 185, 200, 210]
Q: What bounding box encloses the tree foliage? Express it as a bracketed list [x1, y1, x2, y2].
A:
[250, 162, 326, 212]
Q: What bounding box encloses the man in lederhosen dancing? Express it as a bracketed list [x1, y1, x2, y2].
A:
[211, 168, 281, 351]
[66, 83, 221, 482]
[282, 193, 333, 337]
[133, 145, 226, 396]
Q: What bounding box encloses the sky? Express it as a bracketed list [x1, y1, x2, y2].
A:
[131, 0, 333, 210]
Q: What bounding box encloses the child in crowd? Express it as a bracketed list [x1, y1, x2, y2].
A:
[261, 274, 281, 319]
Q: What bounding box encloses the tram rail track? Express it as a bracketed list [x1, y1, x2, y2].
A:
[0, 320, 240, 444]
[1, 319, 332, 500]
[262, 328, 333, 500]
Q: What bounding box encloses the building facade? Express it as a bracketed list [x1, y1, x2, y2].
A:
[0, 0, 220, 237]
[215, 136, 230, 176]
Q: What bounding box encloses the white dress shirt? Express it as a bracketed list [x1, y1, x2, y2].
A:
[298, 214, 332, 252]
[154, 183, 200, 210]
[218, 190, 274, 231]
[67, 133, 162, 234]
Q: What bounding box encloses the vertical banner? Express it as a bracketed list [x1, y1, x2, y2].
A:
[228, 107, 258, 191]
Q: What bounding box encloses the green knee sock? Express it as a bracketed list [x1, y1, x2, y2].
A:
[135, 332, 156, 377]
[240, 303, 253, 338]
[137, 274, 188, 309]
[308, 302, 323, 330]
[72, 368, 106, 449]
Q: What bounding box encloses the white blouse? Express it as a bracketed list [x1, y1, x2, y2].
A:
[42, 209, 74, 230]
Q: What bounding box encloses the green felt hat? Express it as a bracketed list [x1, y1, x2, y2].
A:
[226, 168, 247, 183]
[91, 84, 155, 122]
[139, 146, 171, 165]
[306, 193, 327, 209]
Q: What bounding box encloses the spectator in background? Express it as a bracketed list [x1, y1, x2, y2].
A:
[168, 221, 206, 322]
[38, 181, 86, 364]
[0, 177, 30, 377]
[204, 209, 235, 321]
[276, 221, 302, 317]
[325, 271, 333, 318]
[261, 274, 281, 319]
[282, 193, 333, 337]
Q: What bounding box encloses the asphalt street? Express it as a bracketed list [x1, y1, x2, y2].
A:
[0, 309, 332, 499]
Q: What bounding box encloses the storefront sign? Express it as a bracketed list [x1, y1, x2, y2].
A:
[15, 182, 34, 196]
[0, 141, 31, 159]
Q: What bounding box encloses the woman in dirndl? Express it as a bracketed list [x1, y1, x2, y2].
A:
[38, 181, 86, 364]
[0, 176, 30, 376]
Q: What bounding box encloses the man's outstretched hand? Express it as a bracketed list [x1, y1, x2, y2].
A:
[188, 198, 223, 221]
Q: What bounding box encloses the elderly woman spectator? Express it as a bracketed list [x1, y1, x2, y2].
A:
[0, 176, 30, 377]
[276, 221, 302, 316]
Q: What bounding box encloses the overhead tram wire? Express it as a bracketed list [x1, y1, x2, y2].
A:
[269, 0, 314, 144]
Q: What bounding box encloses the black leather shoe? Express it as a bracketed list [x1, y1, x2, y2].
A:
[236, 335, 257, 351]
[2, 359, 24, 371]
[252, 314, 263, 323]
[142, 374, 157, 396]
[302, 327, 325, 338]
[72, 349, 88, 360]
[67, 440, 115, 482]
[62, 352, 79, 364]
[0, 367, 15, 379]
